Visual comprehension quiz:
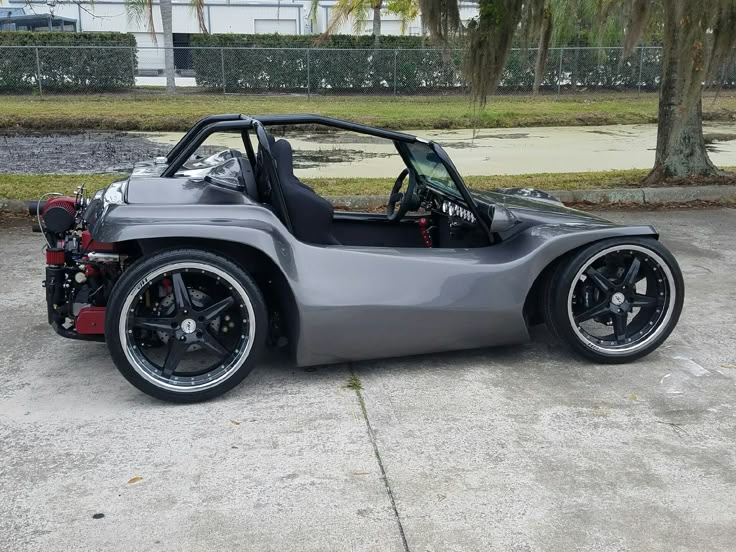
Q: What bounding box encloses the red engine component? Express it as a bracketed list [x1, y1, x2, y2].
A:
[42, 196, 76, 215]
[75, 306, 106, 334]
[45, 247, 66, 265]
[42, 197, 77, 234]
[83, 256, 99, 277]
[81, 230, 116, 252]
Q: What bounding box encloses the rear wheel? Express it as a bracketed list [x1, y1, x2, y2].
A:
[105, 249, 267, 402]
[544, 237, 684, 363]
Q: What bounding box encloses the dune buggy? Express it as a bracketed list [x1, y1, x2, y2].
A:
[30, 114, 684, 402]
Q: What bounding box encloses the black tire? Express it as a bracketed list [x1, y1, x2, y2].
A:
[105, 248, 267, 403]
[543, 237, 684, 363]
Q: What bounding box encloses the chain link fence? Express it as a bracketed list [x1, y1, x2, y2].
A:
[0, 44, 689, 96]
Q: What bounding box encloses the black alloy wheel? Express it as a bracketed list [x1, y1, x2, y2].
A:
[106, 249, 267, 402]
[544, 237, 684, 363]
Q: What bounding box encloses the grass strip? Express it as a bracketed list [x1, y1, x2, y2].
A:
[0, 173, 127, 201]
[306, 170, 660, 196]
[2, 92, 735, 132]
[0, 168, 702, 202]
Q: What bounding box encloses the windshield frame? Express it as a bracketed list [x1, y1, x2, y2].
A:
[398, 140, 463, 200]
[395, 139, 491, 238]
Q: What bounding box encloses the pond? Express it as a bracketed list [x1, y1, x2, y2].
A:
[3, 123, 736, 176]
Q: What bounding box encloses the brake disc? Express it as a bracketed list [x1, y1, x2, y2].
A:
[156, 289, 221, 350]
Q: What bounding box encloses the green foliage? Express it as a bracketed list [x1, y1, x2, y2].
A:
[345, 374, 363, 391]
[385, 0, 420, 29]
[192, 33, 465, 93]
[0, 32, 137, 47]
[191, 33, 438, 49]
[191, 31, 671, 94]
[547, 0, 624, 47]
[465, 0, 524, 101]
[502, 45, 665, 92]
[0, 32, 137, 93]
[312, 0, 419, 38]
[0, 173, 126, 201]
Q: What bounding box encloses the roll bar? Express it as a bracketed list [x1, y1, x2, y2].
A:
[166, 114, 245, 162]
[161, 114, 492, 241]
[165, 113, 417, 166]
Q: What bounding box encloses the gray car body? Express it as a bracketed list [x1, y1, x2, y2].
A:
[86, 171, 657, 366]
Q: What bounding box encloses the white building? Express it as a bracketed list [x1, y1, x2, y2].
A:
[9, 0, 478, 73]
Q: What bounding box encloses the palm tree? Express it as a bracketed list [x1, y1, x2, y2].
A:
[372, 0, 383, 37]
[420, 0, 736, 183]
[312, 0, 419, 44]
[125, 0, 208, 93]
[160, 0, 175, 93]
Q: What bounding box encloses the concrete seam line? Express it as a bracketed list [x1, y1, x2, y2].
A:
[348, 365, 411, 552]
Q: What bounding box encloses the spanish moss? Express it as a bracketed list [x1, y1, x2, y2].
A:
[419, 0, 461, 41]
[465, 0, 523, 104]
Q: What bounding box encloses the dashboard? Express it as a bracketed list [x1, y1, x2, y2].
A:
[418, 183, 478, 225]
[415, 185, 489, 247]
[439, 199, 476, 224]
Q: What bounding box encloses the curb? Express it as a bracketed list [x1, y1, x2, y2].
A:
[0, 198, 29, 215]
[554, 184, 736, 205]
[3, 185, 736, 215]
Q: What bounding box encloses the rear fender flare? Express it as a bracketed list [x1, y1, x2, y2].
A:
[92, 220, 302, 353]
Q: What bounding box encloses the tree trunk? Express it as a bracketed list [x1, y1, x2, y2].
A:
[160, 0, 176, 94]
[532, 10, 552, 97]
[372, 2, 382, 45]
[645, 1, 721, 184]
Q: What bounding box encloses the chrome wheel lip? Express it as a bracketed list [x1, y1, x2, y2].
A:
[119, 262, 256, 393]
[566, 245, 676, 356]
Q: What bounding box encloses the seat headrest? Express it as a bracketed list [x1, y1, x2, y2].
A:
[272, 139, 295, 181]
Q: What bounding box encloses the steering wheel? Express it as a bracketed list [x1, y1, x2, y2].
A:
[387, 168, 419, 222]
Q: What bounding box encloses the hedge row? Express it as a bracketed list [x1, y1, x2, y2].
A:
[503, 47, 665, 91]
[191, 35, 670, 93]
[0, 32, 137, 92]
[190, 33, 454, 50]
[193, 46, 465, 93]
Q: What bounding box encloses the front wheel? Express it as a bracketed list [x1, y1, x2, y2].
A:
[543, 237, 684, 363]
[105, 249, 267, 403]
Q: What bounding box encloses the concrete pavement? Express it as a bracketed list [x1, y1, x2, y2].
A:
[1, 208, 735, 551]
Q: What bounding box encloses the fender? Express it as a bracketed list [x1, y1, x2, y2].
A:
[88, 202, 299, 278]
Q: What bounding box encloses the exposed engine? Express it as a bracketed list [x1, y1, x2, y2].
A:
[30, 188, 125, 340]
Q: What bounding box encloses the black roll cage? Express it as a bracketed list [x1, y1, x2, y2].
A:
[162, 114, 492, 240]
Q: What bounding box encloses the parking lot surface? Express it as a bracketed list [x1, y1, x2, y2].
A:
[1, 208, 735, 552]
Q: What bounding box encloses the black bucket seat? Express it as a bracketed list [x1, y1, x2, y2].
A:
[271, 139, 340, 245]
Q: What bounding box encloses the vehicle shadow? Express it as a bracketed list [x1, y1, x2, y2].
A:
[50, 325, 578, 407]
[239, 324, 569, 389]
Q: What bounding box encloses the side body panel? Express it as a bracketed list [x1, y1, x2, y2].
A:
[89, 198, 658, 367]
